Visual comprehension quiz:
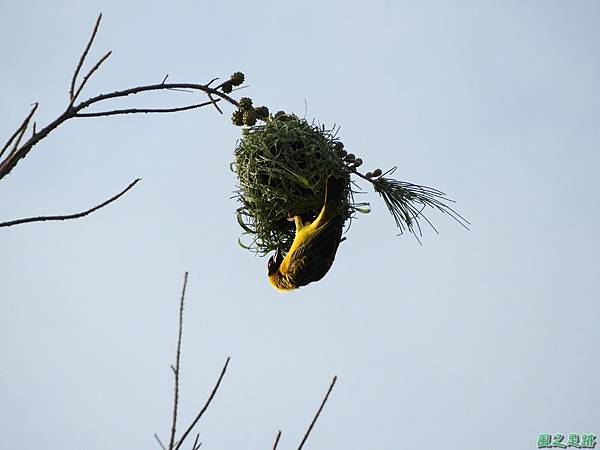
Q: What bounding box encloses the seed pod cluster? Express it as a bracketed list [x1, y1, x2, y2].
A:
[231, 110, 244, 126]
[221, 71, 245, 94]
[231, 95, 270, 127]
[334, 141, 367, 171]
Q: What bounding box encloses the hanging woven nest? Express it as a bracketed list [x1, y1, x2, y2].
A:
[233, 113, 360, 255]
[231, 109, 468, 255]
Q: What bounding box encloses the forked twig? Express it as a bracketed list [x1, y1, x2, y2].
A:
[173, 357, 230, 450]
[0, 103, 38, 159]
[70, 13, 103, 100]
[71, 50, 112, 103]
[154, 274, 231, 450]
[191, 434, 202, 450]
[0, 178, 140, 228]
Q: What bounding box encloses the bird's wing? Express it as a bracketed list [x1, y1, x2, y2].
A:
[286, 215, 344, 286]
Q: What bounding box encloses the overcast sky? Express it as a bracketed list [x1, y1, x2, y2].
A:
[1, 1, 599, 449]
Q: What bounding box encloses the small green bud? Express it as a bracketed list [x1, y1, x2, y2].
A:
[239, 97, 253, 110]
[243, 110, 257, 126]
[365, 171, 373, 178]
[353, 158, 363, 167]
[231, 110, 244, 126]
[255, 106, 269, 120]
[274, 110, 287, 119]
[230, 71, 245, 86]
[221, 81, 233, 93]
[344, 153, 356, 162]
[336, 149, 348, 158]
[372, 168, 383, 177]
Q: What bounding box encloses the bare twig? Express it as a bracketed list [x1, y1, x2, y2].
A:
[192, 434, 202, 450]
[207, 92, 223, 114]
[0, 103, 38, 160]
[173, 357, 231, 450]
[7, 118, 32, 159]
[168, 272, 188, 450]
[75, 100, 216, 118]
[74, 83, 238, 110]
[70, 13, 103, 100]
[71, 50, 112, 103]
[154, 433, 167, 450]
[297, 376, 338, 450]
[0, 178, 140, 228]
[272, 430, 282, 450]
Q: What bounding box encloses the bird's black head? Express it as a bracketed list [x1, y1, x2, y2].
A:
[267, 247, 284, 275]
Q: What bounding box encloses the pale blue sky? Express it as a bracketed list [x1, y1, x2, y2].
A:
[1, 1, 599, 449]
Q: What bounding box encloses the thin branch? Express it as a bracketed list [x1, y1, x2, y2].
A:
[7, 117, 33, 160]
[173, 357, 231, 450]
[0, 81, 239, 180]
[272, 431, 282, 450]
[192, 434, 202, 450]
[1, 11, 241, 184]
[207, 92, 223, 114]
[72, 50, 112, 103]
[154, 433, 167, 450]
[168, 272, 189, 450]
[70, 13, 103, 100]
[0, 178, 140, 228]
[0, 103, 38, 160]
[297, 376, 338, 450]
[75, 83, 238, 110]
[75, 101, 216, 118]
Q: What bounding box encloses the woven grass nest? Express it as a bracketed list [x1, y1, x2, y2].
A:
[232, 110, 468, 255]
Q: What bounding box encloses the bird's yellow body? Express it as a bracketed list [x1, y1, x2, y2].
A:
[268, 176, 346, 292]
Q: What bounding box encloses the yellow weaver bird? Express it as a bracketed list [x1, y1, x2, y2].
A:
[268, 176, 346, 292]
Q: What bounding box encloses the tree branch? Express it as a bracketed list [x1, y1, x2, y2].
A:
[297, 376, 338, 450]
[71, 50, 112, 103]
[272, 430, 282, 450]
[0, 178, 140, 228]
[70, 13, 103, 100]
[154, 433, 167, 450]
[0, 14, 241, 184]
[74, 100, 216, 118]
[0, 103, 38, 160]
[0, 82, 239, 182]
[168, 272, 188, 450]
[191, 434, 202, 450]
[173, 357, 231, 450]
